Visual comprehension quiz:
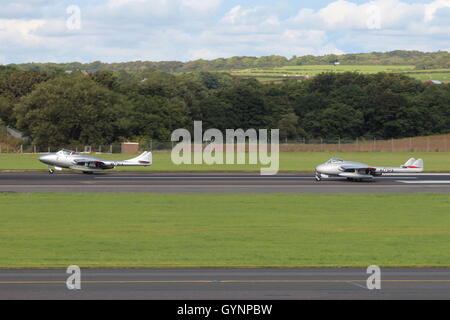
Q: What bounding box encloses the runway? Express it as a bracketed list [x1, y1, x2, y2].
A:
[1, 172, 450, 193]
[0, 268, 449, 300]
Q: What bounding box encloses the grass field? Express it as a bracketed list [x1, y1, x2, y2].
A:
[0, 193, 449, 268]
[0, 152, 449, 172]
[230, 65, 450, 82]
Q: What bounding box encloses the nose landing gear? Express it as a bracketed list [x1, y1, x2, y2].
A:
[315, 172, 322, 181]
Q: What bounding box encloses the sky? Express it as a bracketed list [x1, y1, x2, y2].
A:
[0, 0, 449, 64]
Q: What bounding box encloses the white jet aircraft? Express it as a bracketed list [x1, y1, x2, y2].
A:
[39, 149, 152, 174]
[315, 158, 424, 181]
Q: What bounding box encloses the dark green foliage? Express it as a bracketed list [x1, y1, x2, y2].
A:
[0, 69, 56, 126]
[0, 65, 449, 144]
[14, 75, 131, 146]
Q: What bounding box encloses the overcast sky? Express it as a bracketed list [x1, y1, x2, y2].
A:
[0, 0, 449, 64]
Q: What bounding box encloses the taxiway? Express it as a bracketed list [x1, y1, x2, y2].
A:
[0, 268, 449, 300]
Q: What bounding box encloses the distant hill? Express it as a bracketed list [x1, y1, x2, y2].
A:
[8, 50, 450, 74]
[230, 65, 450, 83]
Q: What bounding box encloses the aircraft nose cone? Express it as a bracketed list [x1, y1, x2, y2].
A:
[39, 154, 52, 164]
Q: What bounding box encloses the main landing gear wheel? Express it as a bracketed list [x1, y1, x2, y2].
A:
[48, 168, 54, 174]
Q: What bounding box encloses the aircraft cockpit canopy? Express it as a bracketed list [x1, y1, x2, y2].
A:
[57, 149, 75, 156]
[327, 158, 344, 164]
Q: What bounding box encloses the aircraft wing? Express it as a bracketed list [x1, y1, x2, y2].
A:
[338, 165, 378, 177]
[73, 158, 96, 164]
[72, 159, 115, 170]
[339, 165, 371, 171]
[338, 172, 374, 179]
[339, 165, 377, 173]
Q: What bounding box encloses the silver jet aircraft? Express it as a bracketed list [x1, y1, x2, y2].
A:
[39, 149, 152, 174]
[315, 158, 424, 181]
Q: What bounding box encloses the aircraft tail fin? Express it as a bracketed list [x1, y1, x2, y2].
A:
[413, 159, 424, 170]
[402, 158, 416, 168]
[124, 151, 152, 166]
[402, 158, 423, 172]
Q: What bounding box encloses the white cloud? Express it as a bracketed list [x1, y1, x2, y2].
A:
[181, 0, 221, 13]
[287, 0, 450, 54]
[221, 5, 280, 29]
[425, 0, 450, 22]
[0, 19, 45, 45]
[291, 0, 424, 30]
[102, 0, 221, 21]
[0, 1, 66, 19]
[106, 0, 220, 12]
[0, 0, 449, 64]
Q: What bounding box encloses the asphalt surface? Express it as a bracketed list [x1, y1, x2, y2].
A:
[1, 176, 449, 300]
[1, 172, 450, 193]
[0, 268, 449, 300]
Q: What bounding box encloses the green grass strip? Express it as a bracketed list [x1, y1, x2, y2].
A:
[0, 193, 449, 268]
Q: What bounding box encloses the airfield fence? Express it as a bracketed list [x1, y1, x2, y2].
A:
[1, 136, 450, 154]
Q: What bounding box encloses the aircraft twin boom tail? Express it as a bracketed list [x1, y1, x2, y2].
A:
[373, 158, 424, 174]
[401, 158, 424, 170]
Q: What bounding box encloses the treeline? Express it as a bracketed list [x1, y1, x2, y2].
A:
[9, 51, 450, 74]
[0, 65, 449, 146]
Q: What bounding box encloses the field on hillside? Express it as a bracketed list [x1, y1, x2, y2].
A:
[230, 65, 450, 82]
[0, 193, 449, 268]
[0, 152, 449, 172]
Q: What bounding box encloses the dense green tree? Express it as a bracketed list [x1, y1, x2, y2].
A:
[194, 94, 235, 131]
[303, 103, 364, 139]
[217, 79, 274, 129]
[0, 96, 14, 126]
[129, 95, 190, 140]
[14, 75, 131, 146]
[137, 71, 179, 98]
[414, 85, 450, 135]
[1, 65, 448, 144]
[89, 70, 119, 90]
[0, 70, 53, 99]
[278, 113, 306, 140]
